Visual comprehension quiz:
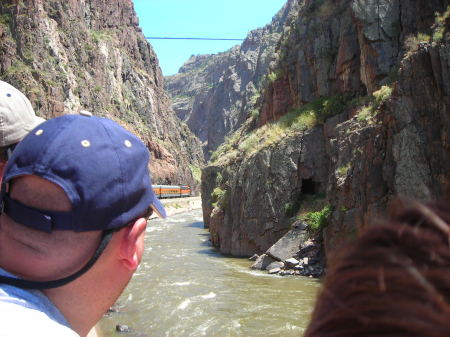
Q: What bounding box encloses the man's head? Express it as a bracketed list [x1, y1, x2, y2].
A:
[0, 114, 166, 289]
[0, 81, 44, 163]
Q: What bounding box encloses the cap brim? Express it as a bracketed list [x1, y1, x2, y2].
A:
[24, 116, 46, 132]
[150, 197, 167, 218]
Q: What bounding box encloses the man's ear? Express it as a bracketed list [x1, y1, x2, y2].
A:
[118, 218, 147, 270]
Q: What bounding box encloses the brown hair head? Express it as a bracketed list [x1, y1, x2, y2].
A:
[304, 199, 450, 337]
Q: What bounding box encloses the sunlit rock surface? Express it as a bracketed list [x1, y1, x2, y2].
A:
[0, 0, 204, 187]
[202, 0, 449, 260]
[165, 0, 300, 160]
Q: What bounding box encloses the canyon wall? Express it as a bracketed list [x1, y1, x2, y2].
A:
[201, 0, 449, 258]
[165, 0, 300, 159]
[0, 0, 204, 187]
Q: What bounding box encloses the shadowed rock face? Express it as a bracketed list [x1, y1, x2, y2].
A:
[0, 0, 204, 187]
[202, 127, 329, 256]
[201, 0, 449, 258]
[165, 0, 300, 160]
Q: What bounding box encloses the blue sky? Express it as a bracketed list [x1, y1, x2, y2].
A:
[133, 0, 287, 76]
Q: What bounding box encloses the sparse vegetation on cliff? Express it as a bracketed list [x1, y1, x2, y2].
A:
[355, 85, 393, 124]
[202, 0, 448, 263]
[336, 162, 351, 177]
[211, 186, 229, 208]
[0, 0, 204, 188]
[266, 71, 281, 84]
[280, 94, 351, 130]
[432, 6, 450, 42]
[0, 13, 12, 26]
[189, 165, 202, 183]
[90, 29, 113, 43]
[403, 7, 449, 56]
[211, 94, 356, 165]
[302, 205, 332, 233]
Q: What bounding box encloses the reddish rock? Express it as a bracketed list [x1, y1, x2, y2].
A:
[0, 0, 204, 188]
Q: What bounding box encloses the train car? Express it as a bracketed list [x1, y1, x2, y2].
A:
[152, 185, 191, 199]
[180, 185, 191, 197]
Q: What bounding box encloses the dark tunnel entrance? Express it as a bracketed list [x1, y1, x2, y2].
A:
[301, 178, 318, 195]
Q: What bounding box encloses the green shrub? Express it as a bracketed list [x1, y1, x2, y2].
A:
[432, 6, 450, 42]
[355, 85, 393, 123]
[209, 151, 219, 163]
[189, 165, 201, 183]
[250, 109, 260, 119]
[0, 13, 12, 26]
[417, 33, 431, 42]
[304, 205, 332, 232]
[433, 29, 444, 41]
[4, 60, 31, 79]
[215, 172, 223, 185]
[356, 106, 373, 123]
[373, 85, 393, 108]
[248, 92, 260, 106]
[211, 187, 229, 208]
[336, 163, 351, 176]
[210, 94, 356, 165]
[267, 72, 278, 83]
[91, 30, 112, 44]
[238, 132, 260, 155]
[212, 187, 225, 201]
[279, 94, 351, 131]
[210, 132, 241, 163]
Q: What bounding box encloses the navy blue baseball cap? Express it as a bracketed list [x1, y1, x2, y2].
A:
[0, 113, 166, 289]
[1, 113, 166, 232]
[1, 113, 166, 233]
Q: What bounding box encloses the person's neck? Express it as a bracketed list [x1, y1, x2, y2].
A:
[42, 262, 129, 337]
[43, 282, 110, 337]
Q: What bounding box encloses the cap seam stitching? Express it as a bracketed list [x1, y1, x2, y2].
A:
[97, 118, 126, 225]
[35, 116, 75, 172]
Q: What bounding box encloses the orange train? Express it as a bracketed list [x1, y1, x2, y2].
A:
[152, 185, 191, 199]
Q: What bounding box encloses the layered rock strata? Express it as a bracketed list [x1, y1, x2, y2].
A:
[165, 0, 300, 159]
[0, 0, 204, 186]
[202, 0, 449, 260]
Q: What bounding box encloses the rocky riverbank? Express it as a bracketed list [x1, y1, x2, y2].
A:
[152, 197, 325, 278]
[249, 219, 325, 278]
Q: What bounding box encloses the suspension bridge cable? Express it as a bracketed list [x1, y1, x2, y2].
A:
[145, 37, 244, 41]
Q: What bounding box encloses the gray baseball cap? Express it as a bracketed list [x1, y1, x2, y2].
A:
[0, 81, 45, 147]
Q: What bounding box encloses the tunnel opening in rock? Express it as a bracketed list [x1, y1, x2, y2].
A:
[301, 178, 318, 195]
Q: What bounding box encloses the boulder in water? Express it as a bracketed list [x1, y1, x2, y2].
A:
[116, 324, 131, 333]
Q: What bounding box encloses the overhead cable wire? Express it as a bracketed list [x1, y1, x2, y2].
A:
[145, 37, 244, 41]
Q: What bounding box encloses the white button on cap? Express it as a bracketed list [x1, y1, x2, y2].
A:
[81, 140, 91, 147]
[124, 140, 132, 148]
[80, 110, 93, 117]
[35, 129, 44, 136]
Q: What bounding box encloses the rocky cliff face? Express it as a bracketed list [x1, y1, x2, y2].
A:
[0, 0, 204, 187]
[165, 0, 300, 159]
[202, 127, 328, 256]
[202, 0, 449, 259]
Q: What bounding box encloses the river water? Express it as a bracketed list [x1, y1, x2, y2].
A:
[98, 209, 320, 337]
